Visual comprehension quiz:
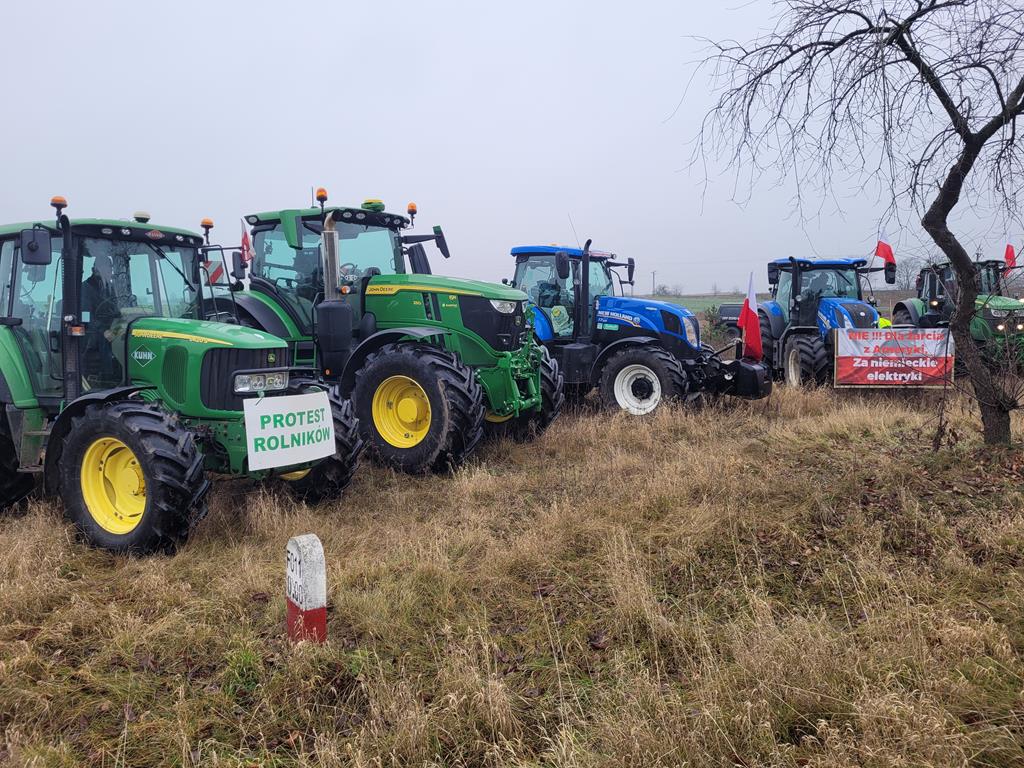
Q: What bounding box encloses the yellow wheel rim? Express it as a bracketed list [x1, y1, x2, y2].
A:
[280, 468, 312, 481]
[485, 411, 514, 423]
[372, 375, 432, 448]
[80, 437, 146, 535]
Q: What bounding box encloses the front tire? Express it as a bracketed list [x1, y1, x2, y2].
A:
[282, 388, 364, 503]
[892, 307, 913, 326]
[783, 335, 831, 387]
[759, 312, 776, 373]
[59, 401, 210, 554]
[353, 342, 485, 473]
[598, 346, 686, 415]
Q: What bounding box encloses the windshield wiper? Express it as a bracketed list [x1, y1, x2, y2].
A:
[147, 241, 194, 288]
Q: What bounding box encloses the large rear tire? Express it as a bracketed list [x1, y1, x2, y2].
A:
[598, 346, 686, 415]
[0, 416, 34, 512]
[282, 387, 364, 503]
[485, 346, 565, 441]
[59, 401, 210, 554]
[783, 335, 831, 387]
[353, 342, 485, 473]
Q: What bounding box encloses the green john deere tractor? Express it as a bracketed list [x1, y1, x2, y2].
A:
[0, 198, 363, 554]
[892, 260, 1024, 364]
[201, 190, 562, 473]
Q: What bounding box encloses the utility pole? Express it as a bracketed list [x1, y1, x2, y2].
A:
[651, 271, 656, 296]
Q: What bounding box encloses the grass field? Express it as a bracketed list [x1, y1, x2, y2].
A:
[3, 389, 1024, 766]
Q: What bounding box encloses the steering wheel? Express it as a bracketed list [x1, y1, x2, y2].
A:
[338, 262, 359, 276]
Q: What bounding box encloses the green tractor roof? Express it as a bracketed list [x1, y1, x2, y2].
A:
[0, 218, 203, 245]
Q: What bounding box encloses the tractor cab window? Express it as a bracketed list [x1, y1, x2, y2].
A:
[513, 254, 575, 337]
[774, 269, 793, 322]
[251, 226, 322, 331]
[79, 237, 198, 389]
[9, 236, 64, 398]
[978, 263, 1003, 295]
[587, 260, 615, 299]
[332, 222, 402, 279]
[798, 268, 859, 300]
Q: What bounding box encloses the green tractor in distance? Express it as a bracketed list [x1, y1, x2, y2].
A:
[892, 260, 1024, 364]
[0, 198, 363, 554]
[202, 190, 562, 474]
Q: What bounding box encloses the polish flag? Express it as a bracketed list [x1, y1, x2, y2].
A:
[240, 218, 254, 263]
[874, 232, 896, 265]
[738, 271, 762, 362]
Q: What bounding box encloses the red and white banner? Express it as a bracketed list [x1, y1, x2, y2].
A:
[834, 328, 954, 387]
[286, 534, 327, 643]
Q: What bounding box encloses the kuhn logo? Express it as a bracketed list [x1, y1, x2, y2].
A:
[131, 347, 156, 366]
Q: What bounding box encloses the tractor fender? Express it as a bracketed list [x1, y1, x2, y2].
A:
[758, 304, 786, 341]
[339, 327, 451, 395]
[43, 386, 154, 495]
[590, 336, 662, 385]
[892, 300, 921, 325]
[226, 293, 292, 338]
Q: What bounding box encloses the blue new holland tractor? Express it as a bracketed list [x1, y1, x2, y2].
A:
[756, 257, 896, 385]
[506, 241, 771, 414]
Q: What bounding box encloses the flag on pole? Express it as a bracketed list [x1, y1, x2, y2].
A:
[874, 231, 896, 265]
[737, 271, 762, 361]
[240, 218, 254, 264]
[1005, 243, 1017, 270]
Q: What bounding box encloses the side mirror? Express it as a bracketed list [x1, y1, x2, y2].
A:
[555, 251, 570, 281]
[20, 229, 52, 266]
[627, 257, 635, 284]
[884, 262, 896, 285]
[432, 225, 451, 259]
[231, 250, 247, 281]
[767, 264, 779, 285]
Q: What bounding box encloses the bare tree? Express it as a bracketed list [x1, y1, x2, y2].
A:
[701, 0, 1024, 444]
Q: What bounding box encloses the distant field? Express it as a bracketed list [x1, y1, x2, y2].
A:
[2, 390, 1023, 765]
[638, 290, 916, 318]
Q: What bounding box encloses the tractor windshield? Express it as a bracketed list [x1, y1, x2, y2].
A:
[251, 220, 402, 330]
[79, 236, 199, 388]
[797, 268, 860, 300]
[978, 263, 1004, 295]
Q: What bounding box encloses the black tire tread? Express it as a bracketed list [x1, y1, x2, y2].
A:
[787, 334, 831, 386]
[285, 388, 365, 502]
[758, 311, 775, 371]
[0, 415, 34, 511]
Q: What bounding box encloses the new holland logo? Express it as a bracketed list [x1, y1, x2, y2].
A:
[131, 346, 156, 367]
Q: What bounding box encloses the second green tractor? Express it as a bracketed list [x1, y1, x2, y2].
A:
[204, 191, 563, 473]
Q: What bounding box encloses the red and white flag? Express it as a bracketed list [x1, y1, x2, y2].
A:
[240, 218, 254, 264]
[1005, 243, 1017, 270]
[874, 231, 896, 266]
[738, 271, 762, 362]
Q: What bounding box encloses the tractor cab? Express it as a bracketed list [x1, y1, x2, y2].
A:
[767, 257, 884, 331]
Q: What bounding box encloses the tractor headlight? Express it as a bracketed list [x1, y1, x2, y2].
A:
[489, 299, 518, 314]
[681, 316, 699, 344]
[234, 371, 289, 394]
[929, 299, 940, 308]
[996, 323, 1006, 332]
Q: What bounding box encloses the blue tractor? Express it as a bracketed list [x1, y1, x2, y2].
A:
[758, 257, 896, 385]
[506, 241, 771, 414]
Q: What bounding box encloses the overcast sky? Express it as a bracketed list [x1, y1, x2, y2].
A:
[1, 1, 1019, 293]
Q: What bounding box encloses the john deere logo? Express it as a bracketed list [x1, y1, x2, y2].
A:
[131, 346, 156, 367]
[267, 352, 277, 364]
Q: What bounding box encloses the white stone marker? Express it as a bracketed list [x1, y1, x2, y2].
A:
[285, 534, 327, 643]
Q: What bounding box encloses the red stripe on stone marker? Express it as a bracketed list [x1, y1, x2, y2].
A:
[286, 534, 327, 643]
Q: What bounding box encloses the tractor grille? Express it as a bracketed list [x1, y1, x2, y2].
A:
[459, 295, 528, 352]
[200, 346, 292, 411]
[841, 302, 878, 329]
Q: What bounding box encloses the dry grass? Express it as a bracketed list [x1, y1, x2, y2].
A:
[2, 388, 1023, 767]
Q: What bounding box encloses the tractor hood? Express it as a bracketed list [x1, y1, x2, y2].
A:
[367, 273, 526, 302]
[977, 294, 1024, 312]
[817, 297, 881, 328]
[620, 297, 697, 318]
[128, 316, 288, 350]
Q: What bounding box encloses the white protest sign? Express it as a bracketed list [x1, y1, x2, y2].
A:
[834, 327, 955, 387]
[243, 391, 335, 470]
